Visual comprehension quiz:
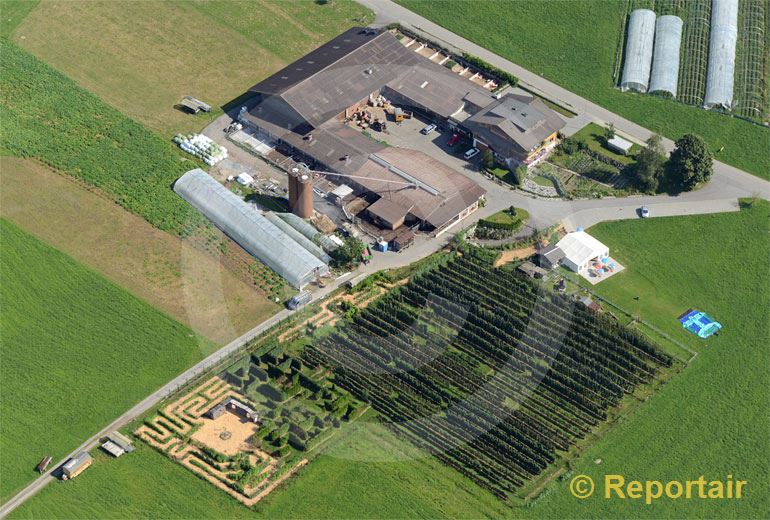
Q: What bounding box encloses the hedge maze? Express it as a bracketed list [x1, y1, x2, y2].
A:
[135, 349, 366, 506]
[303, 249, 674, 499]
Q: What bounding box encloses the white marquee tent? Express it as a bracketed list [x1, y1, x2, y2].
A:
[556, 231, 610, 273]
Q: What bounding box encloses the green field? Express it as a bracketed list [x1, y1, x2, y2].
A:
[396, 0, 770, 180]
[10, 0, 371, 135]
[0, 220, 213, 501]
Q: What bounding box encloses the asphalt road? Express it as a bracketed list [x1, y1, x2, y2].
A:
[4, 3, 769, 516]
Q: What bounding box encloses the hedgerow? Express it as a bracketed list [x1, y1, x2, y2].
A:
[0, 40, 204, 235]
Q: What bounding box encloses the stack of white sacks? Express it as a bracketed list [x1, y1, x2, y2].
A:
[173, 134, 228, 165]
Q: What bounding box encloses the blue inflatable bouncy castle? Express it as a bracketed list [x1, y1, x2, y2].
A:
[678, 309, 722, 339]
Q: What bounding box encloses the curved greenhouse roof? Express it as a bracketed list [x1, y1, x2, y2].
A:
[649, 15, 683, 97]
[704, 0, 738, 108]
[276, 212, 340, 253]
[174, 169, 328, 289]
[620, 9, 657, 92]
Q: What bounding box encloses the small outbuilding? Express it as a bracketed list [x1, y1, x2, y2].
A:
[556, 231, 610, 273]
[391, 227, 415, 251]
[367, 197, 411, 230]
[61, 451, 92, 480]
[100, 440, 126, 458]
[606, 136, 634, 155]
[537, 244, 565, 269]
[579, 296, 603, 313]
[517, 261, 547, 279]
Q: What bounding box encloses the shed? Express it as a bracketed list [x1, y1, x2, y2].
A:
[579, 296, 603, 313]
[517, 261, 547, 279]
[367, 197, 411, 230]
[61, 451, 92, 480]
[537, 244, 565, 269]
[106, 432, 135, 453]
[101, 440, 125, 458]
[556, 231, 610, 273]
[391, 227, 415, 251]
[606, 136, 634, 155]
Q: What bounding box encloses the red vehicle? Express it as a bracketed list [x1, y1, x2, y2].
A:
[447, 133, 461, 147]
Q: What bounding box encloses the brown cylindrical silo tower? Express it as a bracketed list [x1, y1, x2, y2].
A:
[294, 174, 314, 218]
[288, 174, 299, 210]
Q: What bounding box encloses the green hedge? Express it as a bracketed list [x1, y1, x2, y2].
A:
[461, 52, 519, 87]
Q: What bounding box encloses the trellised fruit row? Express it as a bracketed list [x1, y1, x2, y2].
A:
[302, 249, 672, 498]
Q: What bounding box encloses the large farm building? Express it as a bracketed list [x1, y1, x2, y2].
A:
[239, 27, 565, 235]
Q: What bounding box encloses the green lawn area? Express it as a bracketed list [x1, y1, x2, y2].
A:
[526, 201, 770, 518]
[0, 220, 213, 502]
[10, 0, 371, 136]
[480, 207, 529, 228]
[396, 0, 770, 180]
[531, 174, 556, 187]
[571, 122, 640, 165]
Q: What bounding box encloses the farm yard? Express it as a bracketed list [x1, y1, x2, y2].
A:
[0, 220, 213, 502]
[0, 157, 279, 345]
[9, 0, 372, 136]
[396, 0, 770, 180]
[303, 249, 676, 499]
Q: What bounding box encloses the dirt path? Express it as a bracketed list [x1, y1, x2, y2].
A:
[494, 246, 536, 267]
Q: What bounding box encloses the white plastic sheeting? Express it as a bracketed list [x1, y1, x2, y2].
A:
[621, 9, 657, 92]
[649, 15, 683, 97]
[174, 169, 328, 289]
[704, 0, 739, 108]
[263, 212, 331, 263]
[276, 212, 340, 253]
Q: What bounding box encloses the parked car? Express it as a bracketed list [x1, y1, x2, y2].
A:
[447, 133, 461, 147]
[420, 123, 437, 135]
[640, 206, 650, 218]
[464, 147, 480, 160]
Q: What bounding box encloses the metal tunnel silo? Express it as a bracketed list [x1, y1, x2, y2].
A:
[649, 15, 683, 97]
[620, 9, 657, 92]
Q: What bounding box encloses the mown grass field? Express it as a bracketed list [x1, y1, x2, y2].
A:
[0, 157, 279, 345]
[0, 220, 214, 502]
[397, 0, 770, 180]
[10, 0, 372, 136]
